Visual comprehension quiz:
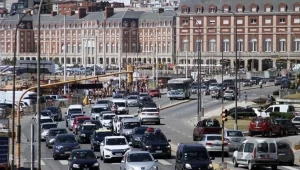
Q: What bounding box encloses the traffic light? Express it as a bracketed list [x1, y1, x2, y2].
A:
[221, 109, 228, 122]
[127, 64, 134, 84]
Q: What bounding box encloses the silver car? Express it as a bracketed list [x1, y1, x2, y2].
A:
[198, 134, 229, 156]
[224, 130, 246, 152]
[139, 93, 150, 100]
[41, 122, 58, 141]
[68, 114, 84, 131]
[209, 83, 218, 91]
[120, 151, 158, 170]
[45, 128, 68, 148]
[127, 95, 139, 107]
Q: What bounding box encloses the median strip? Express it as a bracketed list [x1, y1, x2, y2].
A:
[159, 99, 191, 111]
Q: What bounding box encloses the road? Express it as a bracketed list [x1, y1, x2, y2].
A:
[19, 84, 294, 170]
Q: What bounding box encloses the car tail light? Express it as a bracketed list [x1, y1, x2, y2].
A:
[225, 138, 230, 143]
[253, 148, 257, 159]
[206, 143, 212, 146]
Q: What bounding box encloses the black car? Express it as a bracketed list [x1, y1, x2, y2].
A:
[228, 107, 257, 119]
[53, 134, 80, 160]
[68, 149, 100, 170]
[90, 129, 113, 151]
[175, 144, 214, 170]
[96, 100, 112, 105]
[83, 120, 103, 129]
[130, 91, 140, 95]
[139, 131, 171, 158]
[129, 126, 148, 148]
[275, 119, 298, 136]
[76, 124, 97, 143]
[280, 80, 291, 89]
[274, 77, 282, 86]
[45, 106, 63, 121]
[138, 101, 156, 109]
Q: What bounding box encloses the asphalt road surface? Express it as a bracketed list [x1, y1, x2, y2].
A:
[19, 84, 297, 170]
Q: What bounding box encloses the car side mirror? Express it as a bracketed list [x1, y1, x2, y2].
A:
[128, 142, 133, 146]
[100, 142, 104, 146]
[96, 156, 100, 159]
[167, 139, 171, 142]
[210, 157, 215, 160]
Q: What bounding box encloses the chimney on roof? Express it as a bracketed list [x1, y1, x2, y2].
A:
[105, 7, 114, 19]
[78, 8, 87, 19]
[158, 8, 164, 13]
[51, 11, 57, 17]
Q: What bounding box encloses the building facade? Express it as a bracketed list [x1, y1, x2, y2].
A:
[177, 0, 300, 71]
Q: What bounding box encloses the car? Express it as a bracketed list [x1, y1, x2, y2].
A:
[37, 110, 52, 120]
[275, 118, 298, 135]
[119, 118, 141, 140]
[52, 134, 80, 160]
[72, 116, 91, 134]
[223, 90, 236, 100]
[126, 95, 139, 107]
[90, 104, 110, 120]
[198, 134, 229, 156]
[112, 115, 135, 135]
[139, 93, 150, 100]
[274, 77, 282, 86]
[113, 95, 124, 99]
[39, 116, 54, 124]
[120, 151, 158, 170]
[45, 128, 68, 148]
[68, 149, 100, 170]
[67, 114, 84, 130]
[148, 89, 161, 98]
[90, 128, 113, 151]
[128, 126, 148, 148]
[111, 99, 129, 114]
[76, 123, 96, 143]
[193, 119, 222, 141]
[45, 106, 63, 121]
[138, 107, 160, 125]
[129, 91, 140, 96]
[41, 122, 58, 141]
[224, 130, 246, 152]
[65, 110, 84, 128]
[100, 136, 131, 163]
[276, 141, 294, 165]
[201, 86, 210, 95]
[280, 79, 291, 89]
[139, 128, 171, 158]
[208, 83, 218, 91]
[138, 100, 155, 109]
[248, 117, 283, 137]
[191, 86, 200, 94]
[96, 99, 112, 106]
[175, 144, 215, 170]
[99, 113, 116, 129]
[292, 116, 300, 130]
[242, 79, 252, 87]
[83, 120, 102, 129]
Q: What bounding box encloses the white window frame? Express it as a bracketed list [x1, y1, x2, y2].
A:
[265, 7, 271, 12]
[252, 7, 257, 12]
[280, 7, 286, 12]
[237, 8, 243, 12]
[195, 20, 202, 25]
[250, 39, 257, 52]
[295, 6, 300, 11]
[223, 19, 229, 25]
[182, 39, 188, 52]
[209, 39, 215, 52]
[294, 18, 300, 24]
[196, 8, 201, 13]
[223, 39, 230, 52]
[265, 18, 271, 24]
[209, 7, 216, 13]
[209, 20, 215, 24]
[182, 19, 188, 25]
[250, 18, 257, 24]
[293, 39, 300, 52]
[183, 8, 188, 13]
[279, 18, 285, 23]
[237, 19, 243, 24]
[237, 39, 243, 52]
[279, 39, 286, 52]
[223, 8, 228, 12]
[264, 38, 272, 52]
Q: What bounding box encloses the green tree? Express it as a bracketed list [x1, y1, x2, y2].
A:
[1, 58, 14, 65]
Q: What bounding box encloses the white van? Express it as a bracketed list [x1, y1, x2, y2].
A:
[232, 139, 278, 170]
[66, 104, 84, 115]
[258, 104, 295, 117]
[111, 99, 129, 114]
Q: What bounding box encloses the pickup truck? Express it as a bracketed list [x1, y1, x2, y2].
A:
[193, 118, 222, 141]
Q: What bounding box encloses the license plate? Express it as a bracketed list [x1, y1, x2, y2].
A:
[83, 168, 89, 170]
[156, 150, 162, 153]
[64, 151, 71, 154]
[279, 153, 286, 156]
[256, 126, 261, 128]
[115, 153, 122, 156]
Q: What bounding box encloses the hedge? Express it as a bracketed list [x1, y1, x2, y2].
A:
[229, 112, 257, 119]
[273, 90, 279, 96]
[269, 112, 295, 119]
[252, 98, 268, 104]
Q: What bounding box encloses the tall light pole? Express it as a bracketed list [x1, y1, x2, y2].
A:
[155, 28, 158, 87]
[185, 33, 188, 78]
[63, 14, 66, 94]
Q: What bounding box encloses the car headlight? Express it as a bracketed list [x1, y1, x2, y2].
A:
[93, 162, 99, 167]
[150, 165, 158, 170]
[80, 134, 86, 137]
[72, 164, 80, 168]
[55, 145, 63, 149]
[185, 163, 192, 169]
[74, 144, 80, 149]
[42, 131, 48, 136]
[105, 148, 112, 151]
[49, 139, 55, 143]
[208, 163, 213, 169]
[167, 145, 171, 148]
[145, 145, 151, 149]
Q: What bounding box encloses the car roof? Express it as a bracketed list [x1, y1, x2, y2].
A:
[68, 104, 82, 108]
[106, 136, 126, 139]
[242, 139, 273, 143]
[117, 115, 134, 118]
[103, 113, 116, 116]
[72, 149, 94, 152]
[112, 99, 127, 102]
[203, 134, 222, 137]
[127, 151, 151, 154]
[142, 107, 157, 109]
[92, 104, 109, 108]
[95, 128, 112, 133]
[56, 134, 74, 137]
[49, 128, 66, 131]
[71, 114, 84, 117]
[40, 116, 52, 119]
[180, 143, 207, 150]
[41, 122, 56, 125]
[82, 123, 95, 126]
[121, 118, 140, 123]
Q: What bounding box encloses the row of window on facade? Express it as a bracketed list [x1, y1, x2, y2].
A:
[181, 39, 300, 52]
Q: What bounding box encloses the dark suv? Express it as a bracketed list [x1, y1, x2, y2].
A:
[275, 118, 298, 136]
[249, 117, 283, 137]
[175, 144, 214, 170]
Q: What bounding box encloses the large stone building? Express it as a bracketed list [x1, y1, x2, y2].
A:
[177, 0, 300, 71]
[0, 0, 300, 71]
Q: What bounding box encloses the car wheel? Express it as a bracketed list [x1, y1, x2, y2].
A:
[193, 134, 197, 141]
[53, 153, 58, 160]
[103, 158, 108, 163]
[289, 161, 294, 166]
[272, 165, 277, 170]
[100, 152, 103, 160]
[233, 158, 238, 167]
[248, 161, 253, 170]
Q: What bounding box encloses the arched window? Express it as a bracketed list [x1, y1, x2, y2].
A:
[158, 43, 161, 53]
[99, 43, 103, 52]
[209, 39, 215, 52]
[132, 43, 136, 52]
[264, 38, 272, 52]
[182, 39, 188, 52]
[111, 43, 115, 53]
[162, 43, 166, 53]
[195, 39, 201, 52]
[72, 44, 76, 53]
[223, 39, 230, 52]
[237, 39, 243, 52]
[293, 38, 300, 52]
[106, 44, 110, 53]
[150, 43, 154, 52]
[279, 38, 286, 52]
[250, 38, 257, 52]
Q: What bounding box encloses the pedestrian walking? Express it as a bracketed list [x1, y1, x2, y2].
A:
[244, 92, 248, 103]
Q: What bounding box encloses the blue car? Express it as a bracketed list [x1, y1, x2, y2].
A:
[68, 149, 100, 170]
[52, 134, 80, 160]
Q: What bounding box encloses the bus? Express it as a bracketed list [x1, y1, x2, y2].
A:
[167, 78, 192, 100]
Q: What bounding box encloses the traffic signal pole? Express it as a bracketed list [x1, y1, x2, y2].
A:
[221, 109, 228, 163]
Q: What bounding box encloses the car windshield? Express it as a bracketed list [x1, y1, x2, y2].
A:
[252, 118, 265, 123]
[145, 134, 167, 142]
[41, 111, 50, 116]
[106, 138, 127, 145]
[134, 128, 147, 134]
[42, 124, 57, 129]
[82, 125, 95, 131]
[142, 109, 158, 112]
[95, 132, 113, 138]
[210, 83, 218, 86]
[294, 117, 300, 121]
[127, 153, 153, 162]
[72, 150, 95, 160]
[96, 100, 109, 104]
[124, 122, 140, 129]
[128, 96, 138, 99]
[226, 131, 243, 137]
[56, 136, 76, 143]
[78, 118, 90, 123]
[183, 151, 209, 161]
[202, 120, 220, 127]
[225, 91, 233, 94]
[115, 102, 126, 107]
[40, 119, 53, 124]
[103, 115, 115, 120]
[92, 107, 109, 113]
[69, 108, 82, 112]
[49, 129, 67, 136]
[277, 142, 290, 150]
[46, 107, 58, 112]
[207, 136, 222, 141]
[113, 95, 123, 99]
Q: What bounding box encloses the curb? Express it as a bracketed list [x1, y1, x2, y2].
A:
[159, 100, 191, 111]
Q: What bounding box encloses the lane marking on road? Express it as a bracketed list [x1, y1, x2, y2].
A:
[59, 160, 69, 165]
[158, 159, 172, 166]
[188, 136, 192, 138]
[111, 163, 120, 165]
[281, 166, 300, 170]
[42, 158, 54, 160]
[41, 160, 46, 166]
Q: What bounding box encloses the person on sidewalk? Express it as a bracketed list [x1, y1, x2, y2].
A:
[244, 92, 248, 103]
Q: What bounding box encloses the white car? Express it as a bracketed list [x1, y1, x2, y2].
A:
[36, 110, 52, 120]
[90, 104, 110, 120]
[38, 116, 54, 124]
[100, 136, 131, 163]
[138, 107, 160, 125]
[100, 113, 116, 129]
[111, 99, 129, 114]
[41, 122, 57, 140]
[112, 115, 135, 135]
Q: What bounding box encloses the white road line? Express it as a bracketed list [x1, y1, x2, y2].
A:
[41, 160, 46, 166]
[111, 163, 120, 165]
[59, 160, 69, 165]
[281, 166, 299, 170]
[41, 158, 54, 160]
[158, 159, 172, 166]
[188, 136, 192, 138]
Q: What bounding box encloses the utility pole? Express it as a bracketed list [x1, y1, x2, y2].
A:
[94, 36, 97, 76]
[221, 109, 228, 169]
[155, 28, 158, 88]
[63, 15, 66, 94]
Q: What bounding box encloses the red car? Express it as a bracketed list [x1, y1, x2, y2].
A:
[72, 116, 91, 134]
[149, 89, 161, 98]
[249, 117, 283, 137]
